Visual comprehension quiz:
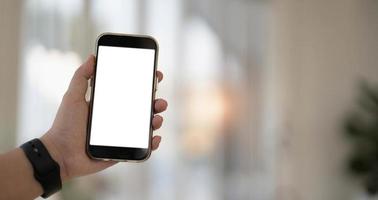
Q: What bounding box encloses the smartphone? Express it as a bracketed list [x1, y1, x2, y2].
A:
[86, 33, 158, 162]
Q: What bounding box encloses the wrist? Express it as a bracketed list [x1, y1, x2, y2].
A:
[40, 133, 69, 182]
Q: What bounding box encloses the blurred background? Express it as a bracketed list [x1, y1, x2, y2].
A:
[1, 0, 378, 199]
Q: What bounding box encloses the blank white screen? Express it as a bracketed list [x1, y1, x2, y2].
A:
[89, 46, 155, 148]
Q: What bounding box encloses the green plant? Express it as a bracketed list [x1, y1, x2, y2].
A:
[345, 82, 378, 195]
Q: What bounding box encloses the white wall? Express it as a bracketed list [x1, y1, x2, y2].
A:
[271, 0, 378, 199]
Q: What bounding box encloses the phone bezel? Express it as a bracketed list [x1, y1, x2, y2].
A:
[86, 33, 159, 162]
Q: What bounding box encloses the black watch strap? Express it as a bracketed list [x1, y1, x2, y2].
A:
[20, 138, 62, 198]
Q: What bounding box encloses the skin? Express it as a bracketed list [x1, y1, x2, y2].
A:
[0, 55, 168, 199]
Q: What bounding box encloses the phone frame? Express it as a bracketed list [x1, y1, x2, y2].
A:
[86, 33, 159, 162]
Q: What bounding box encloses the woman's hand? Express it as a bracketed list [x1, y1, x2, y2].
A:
[40, 55, 167, 182]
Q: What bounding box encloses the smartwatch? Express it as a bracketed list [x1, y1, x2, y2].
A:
[20, 138, 62, 198]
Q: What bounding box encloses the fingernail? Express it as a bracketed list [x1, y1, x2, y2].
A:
[157, 136, 162, 144]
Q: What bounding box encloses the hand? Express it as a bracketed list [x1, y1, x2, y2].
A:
[40, 55, 168, 182]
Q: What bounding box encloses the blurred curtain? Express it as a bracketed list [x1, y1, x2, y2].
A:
[0, 0, 22, 151]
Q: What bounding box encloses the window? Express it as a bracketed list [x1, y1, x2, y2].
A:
[17, 0, 272, 199]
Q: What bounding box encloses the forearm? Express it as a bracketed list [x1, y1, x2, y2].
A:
[0, 148, 43, 199]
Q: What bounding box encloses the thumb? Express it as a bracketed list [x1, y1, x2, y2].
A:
[65, 55, 95, 101]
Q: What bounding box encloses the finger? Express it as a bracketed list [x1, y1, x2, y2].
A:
[154, 99, 168, 113]
[156, 71, 163, 82]
[93, 159, 117, 168]
[151, 136, 161, 151]
[152, 115, 163, 130]
[66, 55, 95, 100]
